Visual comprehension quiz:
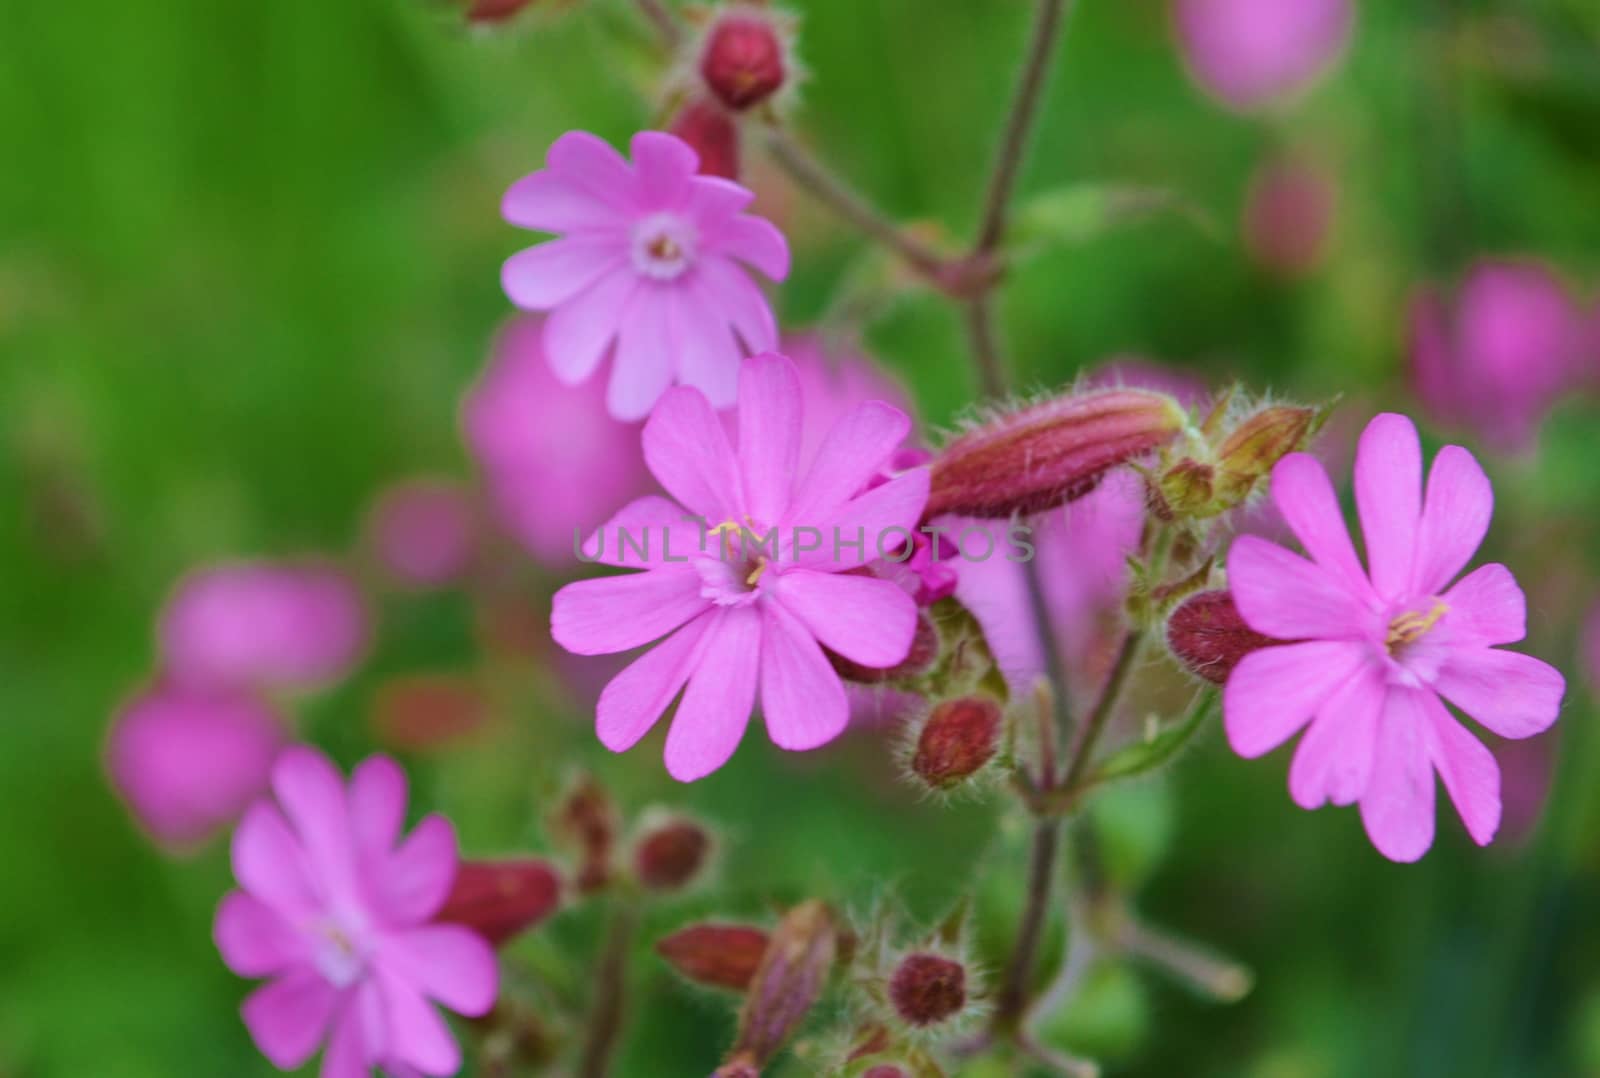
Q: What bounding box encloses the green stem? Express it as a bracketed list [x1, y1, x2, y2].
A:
[1060, 629, 1145, 792]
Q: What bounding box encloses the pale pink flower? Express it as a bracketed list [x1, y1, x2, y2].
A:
[1174, 0, 1352, 112]
[215, 747, 497, 1076]
[160, 561, 368, 692]
[366, 478, 477, 589]
[501, 130, 790, 420]
[462, 314, 650, 565]
[1225, 413, 1565, 861]
[106, 684, 287, 851]
[551, 353, 929, 780]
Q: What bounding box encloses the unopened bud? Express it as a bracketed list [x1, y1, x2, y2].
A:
[465, 0, 539, 24]
[731, 900, 837, 1066]
[548, 772, 618, 893]
[669, 98, 741, 180]
[1214, 405, 1318, 503]
[698, 6, 791, 112]
[831, 610, 939, 684]
[1154, 457, 1214, 519]
[924, 389, 1183, 519]
[437, 859, 562, 946]
[657, 923, 771, 990]
[863, 1067, 911, 1078]
[1166, 590, 1281, 684]
[632, 815, 713, 892]
[911, 696, 1002, 789]
[887, 952, 967, 1028]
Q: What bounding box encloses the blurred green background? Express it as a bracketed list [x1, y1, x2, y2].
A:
[4, 0, 1600, 1075]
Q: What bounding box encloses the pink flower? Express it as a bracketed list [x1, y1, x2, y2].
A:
[1409, 260, 1589, 454]
[1174, 0, 1352, 112]
[366, 478, 477, 589]
[501, 130, 790, 420]
[551, 353, 929, 780]
[160, 561, 368, 692]
[462, 314, 650, 565]
[783, 332, 916, 468]
[1224, 413, 1565, 861]
[215, 747, 497, 1076]
[106, 684, 287, 850]
[1242, 151, 1338, 277]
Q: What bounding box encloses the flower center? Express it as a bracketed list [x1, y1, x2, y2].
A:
[311, 918, 368, 988]
[1385, 599, 1448, 656]
[695, 518, 773, 605]
[630, 213, 697, 281]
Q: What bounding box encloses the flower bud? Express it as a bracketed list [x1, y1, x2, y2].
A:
[1166, 589, 1281, 684]
[437, 859, 563, 946]
[1214, 404, 1318, 503]
[924, 389, 1184, 519]
[632, 814, 713, 892]
[1154, 457, 1214, 519]
[548, 771, 618, 893]
[657, 923, 771, 990]
[730, 900, 837, 1066]
[669, 98, 741, 180]
[909, 696, 1002, 789]
[863, 1066, 911, 1078]
[465, 0, 539, 24]
[888, 952, 967, 1028]
[698, 5, 791, 112]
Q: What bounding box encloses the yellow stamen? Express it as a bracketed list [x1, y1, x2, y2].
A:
[647, 234, 680, 261]
[745, 557, 769, 587]
[1386, 600, 1448, 651]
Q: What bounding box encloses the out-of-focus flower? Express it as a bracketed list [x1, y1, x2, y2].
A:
[462, 314, 650, 566]
[670, 97, 742, 180]
[159, 561, 367, 692]
[783, 332, 915, 469]
[500, 130, 789, 419]
[726, 901, 837, 1071]
[552, 354, 929, 780]
[1173, 0, 1353, 112]
[696, 3, 794, 113]
[1242, 152, 1338, 276]
[214, 748, 497, 1075]
[656, 922, 771, 991]
[632, 814, 714, 892]
[1224, 413, 1565, 861]
[106, 684, 286, 850]
[365, 478, 477, 589]
[1409, 260, 1589, 454]
[548, 771, 620, 894]
[437, 859, 563, 947]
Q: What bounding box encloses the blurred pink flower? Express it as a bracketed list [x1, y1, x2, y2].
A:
[1409, 260, 1589, 454]
[1225, 413, 1565, 862]
[215, 747, 497, 1076]
[160, 561, 367, 692]
[551, 354, 929, 780]
[106, 684, 287, 851]
[1242, 152, 1338, 276]
[462, 314, 650, 566]
[1173, 0, 1352, 112]
[501, 130, 789, 420]
[366, 478, 477, 589]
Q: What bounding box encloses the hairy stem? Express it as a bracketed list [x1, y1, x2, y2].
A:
[992, 816, 1063, 1033]
[576, 903, 637, 1078]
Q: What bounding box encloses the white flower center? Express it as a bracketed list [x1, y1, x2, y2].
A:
[630, 213, 698, 281]
[310, 916, 369, 988]
[694, 519, 772, 607]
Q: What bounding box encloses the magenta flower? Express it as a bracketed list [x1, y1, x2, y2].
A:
[551, 353, 929, 780]
[160, 561, 368, 692]
[1224, 413, 1565, 861]
[501, 130, 790, 420]
[1174, 0, 1352, 112]
[106, 684, 287, 851]
[215, 747, 497, 1076]
[365, 478, 477, 589]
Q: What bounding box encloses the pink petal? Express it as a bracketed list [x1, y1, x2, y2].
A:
[376, 972, 461, 1076]
[1223, 640, 1368, 757]
[1433, 647, 1565, 739]
[1353, 413, 1422, 599]
[664, 607, 761, 781]
[1359, 687, 1436, 863]
[551, 567, 708, 656]
[596, 610, 714, 751]
[1441, 563, 1526, 646]
[232, 802, 317, 918]
[385, 925, 499, 1017]
[272, 747, 356, 893]
[759, 600, 849, 752]
[543, 267, 637, 387]
[1411, 444, 1492, 595]
[631, 131, 697, 209]
[547, 131, 633, 198]
[319, 1001, 369, 1078]
[771, 570, 917, 669]
[668, 281, 743, 410]
[376, 815, 459, 925]
[1288, 662, 1384, 808]
[581, 495, 705, 568]
[502, 169, 620, 234]
[1228, 535, 1371, 640]
[736, 354, 803, 525]
[607, 287, 675, 421]
[1424, 692, 1500, 847]
[215, 891, 305, 978]
[241, 970, 339, 1070]
[641, 384, 742, 520]
[348, 756, 406, 863]
[794, 469, 930, 571]
[695, 256, 777, 352]
[1269, 452, 1368, 593]
[685, 174, 756, 228]
[718, 214, 791, 280]
[501, 238, 621, 311]
[785, 401, 912, 525]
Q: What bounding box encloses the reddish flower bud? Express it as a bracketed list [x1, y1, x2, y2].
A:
[466, 0, 538, 23]
[830, 610, 939, 684]
[1166, 589, 1282, 684]
[548, 772, 618, 893]
[1215, 404, 1318, 502]
[924, 389, 1184, 519]
[657, 923, 771, 990]
[369, 673, 487, 753]
[633, 815, 713, 892]
[888, 952, 967, 1028]
[863, 1067, 911, 1078]
[698, 6, 790, 112]
[670, 98, 741, 180]
[437, 859, 562, 946]
[730, 900, 837, 1066]
[911, 696, 1002, 789]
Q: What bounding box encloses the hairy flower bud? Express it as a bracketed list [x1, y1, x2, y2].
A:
[548, 772, 618, 894]
[657, 923, 771, 990]
[1214, 404, 1318, 502]
[888, 952, 967, 1028]
[632, 815, 713, 892]
[1167, 589, 1281, 684]
[437, 859, 562, 946]
[924, 389, 1184, 519]
[730, 901, 837, 1066]
[910, 696, 1002, 789]
[698, 5, 791, 112]
[669, 98, 741, 180]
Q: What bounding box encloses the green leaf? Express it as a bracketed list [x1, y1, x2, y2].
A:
[1087, 691, 1217, 786]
